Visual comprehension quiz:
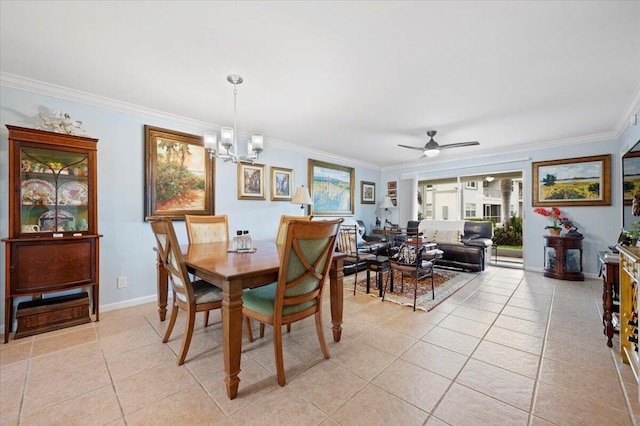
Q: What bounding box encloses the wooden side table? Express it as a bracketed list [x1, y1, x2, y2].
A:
[542, 235, 584, 281]
[599, 251, 620, 347]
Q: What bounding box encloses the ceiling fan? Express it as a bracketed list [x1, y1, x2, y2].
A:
[398, 130, 480, 158]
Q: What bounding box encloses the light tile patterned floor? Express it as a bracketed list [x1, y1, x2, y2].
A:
[1, 266, 639, 425]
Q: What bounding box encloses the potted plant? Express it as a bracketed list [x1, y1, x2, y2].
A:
[533, 206, 570, 235]
[625, 221, 640, 246]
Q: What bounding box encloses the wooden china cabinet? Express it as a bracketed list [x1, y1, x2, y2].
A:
[2, 125, 101, 343]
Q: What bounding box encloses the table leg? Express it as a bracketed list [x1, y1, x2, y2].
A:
[222, 278, 244, 399]
[329, 256, 344, 342]
[366, 269, 371, 294]
[156, 252, 168, 321]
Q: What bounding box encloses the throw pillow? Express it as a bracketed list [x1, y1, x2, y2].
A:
[435, 230, 461, 244]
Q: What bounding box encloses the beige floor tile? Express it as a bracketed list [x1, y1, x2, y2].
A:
[538, 357, 628, 411]
[28, 341, 103, 382]
[0, 359, 27, 425]
[379, 310, 437, 339]
[20, 384, 121, 426]
[534, 382, 632, 425]
[472, 340, 541, 379]
[493, 314, 547, 339]
[287, 360, 367, 414]
[228, 386, 328, 425]
[332, 384, 428, 425]
[456, 358, 535, 411]
[433, 382, 529, 425]
[485, 325, 544, 355]
[543, 338, 616, 376]
[31, 326, 97, 358]
[329, 341, 396, 381]
[104, 340, 179, 381]
[438, 314, 491, 338]
[373, 358, 451, 413]
[401, 340, 468, 380]
[124, 383, 226, 425]
[501, 305, 549, 323]
[479, 284, 516, 297]
[114, 362, 197, 414]
[422, 325, 481, 356]
[359, 326, 417, 356]
[469, 290, 511, 305]
[450, 305, 499, 324]
[22, 357, 111, 416]
[0, 338, 32, 366]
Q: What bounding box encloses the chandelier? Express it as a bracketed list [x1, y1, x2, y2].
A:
[204, 74, 263, 164]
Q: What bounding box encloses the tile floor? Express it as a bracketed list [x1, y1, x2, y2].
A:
[1, 265, 640, 425]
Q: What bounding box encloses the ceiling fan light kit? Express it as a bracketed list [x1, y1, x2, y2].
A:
[399, 130, 480, 159]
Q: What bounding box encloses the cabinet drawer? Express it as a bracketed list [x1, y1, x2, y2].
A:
[9, 238, 96, 294]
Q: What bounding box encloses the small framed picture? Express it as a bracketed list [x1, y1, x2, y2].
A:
[271, 166, 293, 201]
[387, 181, 397, 190]
[387, 189, 397, 198]
[361, 181, 375, 204]
[238, 162, 266, 200]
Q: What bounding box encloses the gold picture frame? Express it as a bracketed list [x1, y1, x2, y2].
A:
[308, 159, 355, 216]
[144, 125, 214, 220]
[270, 166, 293, 201]
[532, 154, 611, 207]
[238, 162, 266, 200]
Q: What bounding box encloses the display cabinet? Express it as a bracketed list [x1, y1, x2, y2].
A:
[542, 235, 584, 281]
[2, 125, 101, 343]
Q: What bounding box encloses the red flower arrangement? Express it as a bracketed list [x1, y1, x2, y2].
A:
[533, 207, 571, 230]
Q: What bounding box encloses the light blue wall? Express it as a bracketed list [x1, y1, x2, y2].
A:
[0, 85, 381, 329]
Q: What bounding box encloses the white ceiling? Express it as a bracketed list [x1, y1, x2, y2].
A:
[1, 1, 639, 168]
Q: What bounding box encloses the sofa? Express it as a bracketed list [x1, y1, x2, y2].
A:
[415, 220, 493, 272]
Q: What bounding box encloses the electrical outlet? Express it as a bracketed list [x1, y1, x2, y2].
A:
[117, 276, 127, 289]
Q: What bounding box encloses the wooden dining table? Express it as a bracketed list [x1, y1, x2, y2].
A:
[153, 240, 345, 400]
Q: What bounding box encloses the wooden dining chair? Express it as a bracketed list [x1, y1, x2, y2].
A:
[338, 224, 376, 295]
[149, 217, 223, 365]
[184, 214, 228, 326]
[184, 214, 229, 244]
[242, 218, 342, 386]
[276, 214, 312, 245]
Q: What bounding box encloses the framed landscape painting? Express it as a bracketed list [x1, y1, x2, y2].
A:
[238, 162, 266, 200]
[624, 151, 640, 205]
[144, 125, 214, 220]
[308, 159, 354, 216]
[361, 181, 375, 204]
[271, 166, 293, 201]
[532, 154, 611, 207]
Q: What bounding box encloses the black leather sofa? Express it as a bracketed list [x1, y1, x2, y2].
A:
[410, 220, 493, 272]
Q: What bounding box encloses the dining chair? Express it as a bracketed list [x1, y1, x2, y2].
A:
[149, 217, 223, 365]
[276, 214, 312, 245]
[242, 218, 342, 386]
[184, 214, 228, 326]
[338, 224, 376, 295]
[184, 214, 229, 244]
[383, 228, 440, 311]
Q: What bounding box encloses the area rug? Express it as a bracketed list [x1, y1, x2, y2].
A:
[342, 268, 475, 312]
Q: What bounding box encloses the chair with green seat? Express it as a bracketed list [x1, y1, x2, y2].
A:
[242, 218, 342, 386]
[149, 217, 223, 365]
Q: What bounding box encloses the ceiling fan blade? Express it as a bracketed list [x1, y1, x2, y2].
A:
[398, 144, 428, 151]
[438, 141, 480, 150]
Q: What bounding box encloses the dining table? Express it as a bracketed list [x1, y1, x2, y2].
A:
[153, 240, 345, 400]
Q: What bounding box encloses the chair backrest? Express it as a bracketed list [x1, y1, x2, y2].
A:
[150, 218, 195, 306]
[185, 214, 229, 244]
[389, 227, 425, 265]
[276, 214, 312, 245]
[275, 219, 342, 318]
[337, 224, 359, 256]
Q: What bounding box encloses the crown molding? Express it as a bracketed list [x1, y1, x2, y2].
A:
[0, 72, 381, 171]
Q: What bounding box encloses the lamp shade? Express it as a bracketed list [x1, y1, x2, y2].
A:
[378, 195, 394, 209]
[292, 185, 313, 206]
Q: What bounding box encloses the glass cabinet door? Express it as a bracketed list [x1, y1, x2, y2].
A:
[20, 146, 90, 235]
[545, 246, 557, 270]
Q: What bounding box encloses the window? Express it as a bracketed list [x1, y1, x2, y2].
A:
[465, 203, 476, 218]
[424, 203, 433, 219]
[465, 181, 477, 189]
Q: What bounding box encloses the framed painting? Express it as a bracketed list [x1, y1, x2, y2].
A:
[361, 181, 375, 204]
[238, 162, 266, 200]
[271, 166, 293, 201]
[387, 181, 397, 190]
[623, 151, 640, 205]
[144, 125, 214, 220]
[308, 159, 355, 216]
[532, 154, 611, 207]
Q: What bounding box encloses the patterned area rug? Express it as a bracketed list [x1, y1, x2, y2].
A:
[343, 268, 475, 312]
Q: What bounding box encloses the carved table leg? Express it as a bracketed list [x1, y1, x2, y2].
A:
[330, 256, 344, 342]
[222, 278, 243, 399]
[156, 252, 168, 321]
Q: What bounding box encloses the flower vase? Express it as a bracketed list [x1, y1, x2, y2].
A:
[548, 228, 561, 236]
